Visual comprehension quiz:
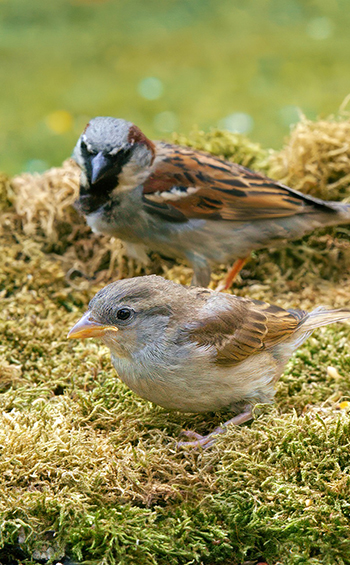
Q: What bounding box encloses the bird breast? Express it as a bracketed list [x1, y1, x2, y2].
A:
[110, 348, 279, 413]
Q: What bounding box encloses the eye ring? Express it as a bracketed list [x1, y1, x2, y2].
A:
[116, 308, 132, 321]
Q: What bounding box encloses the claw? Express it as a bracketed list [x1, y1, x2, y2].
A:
[177, 407, 253, 449]
[177, 426, 226, 449]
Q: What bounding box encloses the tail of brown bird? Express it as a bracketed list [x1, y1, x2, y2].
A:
[326, 201, 350, 225]
[287, 306, 350, 352]
[301, 307, 350, 332]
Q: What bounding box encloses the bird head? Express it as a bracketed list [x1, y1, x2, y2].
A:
[68, 275, 190, 359]
[73, 117, 156, 212]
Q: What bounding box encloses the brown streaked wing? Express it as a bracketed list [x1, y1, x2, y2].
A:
[142, 143, 331, 222]
[186, 297, 304, 366]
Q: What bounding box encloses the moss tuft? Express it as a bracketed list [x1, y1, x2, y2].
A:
[172, 127, 269, 172]
[269, 114, 350, 202]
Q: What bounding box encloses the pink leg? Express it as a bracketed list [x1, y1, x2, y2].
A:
[177, 406, 253, 449]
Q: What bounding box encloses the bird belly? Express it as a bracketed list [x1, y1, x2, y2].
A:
[84, 188, 349, 270]
[111, 351, 279, 413]
[83, 188, 254, 265]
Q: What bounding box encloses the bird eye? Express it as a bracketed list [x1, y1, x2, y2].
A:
[116, 308, 132, 321]
[81, 140, 97, 156]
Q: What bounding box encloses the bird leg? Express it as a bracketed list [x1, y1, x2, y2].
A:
[177, 406, 253, 449]
[188, 253, 212, 287]
[216, 256, 250, 291]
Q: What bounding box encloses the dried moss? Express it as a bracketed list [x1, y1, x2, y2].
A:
[1, 116, 350, 564]
[269, 113, 350, 202]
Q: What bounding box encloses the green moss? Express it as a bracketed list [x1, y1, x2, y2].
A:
[1, 240, 350, 565]
[2, 119, 350, 564]
[172, 128, 270, 172]
[0, 174, 13, 212]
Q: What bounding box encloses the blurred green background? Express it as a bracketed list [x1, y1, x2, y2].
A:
[1, 0, 350, 175]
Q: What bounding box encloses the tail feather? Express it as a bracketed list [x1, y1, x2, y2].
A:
[327, 201, 350, 224]
[300, 306, 350, 332]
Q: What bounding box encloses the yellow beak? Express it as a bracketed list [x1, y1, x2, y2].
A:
[67, 311, 118, 339]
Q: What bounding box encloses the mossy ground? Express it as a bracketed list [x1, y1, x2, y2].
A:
[1, 117, 350, 565]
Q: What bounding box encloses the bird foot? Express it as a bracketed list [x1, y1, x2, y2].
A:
[177, 407, 253, 449]
[177, 426, 226, 449]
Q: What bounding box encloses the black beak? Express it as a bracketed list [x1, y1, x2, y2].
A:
[90, 151, 111, 185]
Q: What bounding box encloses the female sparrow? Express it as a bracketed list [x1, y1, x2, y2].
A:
[68, 275, 350, 447]
[73, 117, 350, 288]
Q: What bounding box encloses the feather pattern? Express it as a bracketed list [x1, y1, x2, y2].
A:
[184, 295, 306, 366]
[142, 143, 334, 222]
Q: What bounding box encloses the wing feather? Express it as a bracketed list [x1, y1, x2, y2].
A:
[142, 143, 334, 222]
[185, 296, 305, 366]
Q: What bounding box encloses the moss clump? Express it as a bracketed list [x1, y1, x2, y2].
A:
[0, 173, 14, 212]
[172, 127, 270, 172]
[269, 114, 350, 202]
[1, 115, 350, 564]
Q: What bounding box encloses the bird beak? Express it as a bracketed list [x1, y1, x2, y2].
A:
[67, 311, 118, 339]
[90, 151, 110, 184]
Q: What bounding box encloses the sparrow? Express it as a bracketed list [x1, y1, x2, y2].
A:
[68, 275, 350, 447]
[72, 117, 350, 289]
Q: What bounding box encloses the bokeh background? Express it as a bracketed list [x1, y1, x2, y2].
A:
[1, 0, 350, 175]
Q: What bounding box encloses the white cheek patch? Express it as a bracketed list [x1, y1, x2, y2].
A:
[117, 153, 152, 191]
[147, 186, 199, 202]
[86, 212, 101, 233]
